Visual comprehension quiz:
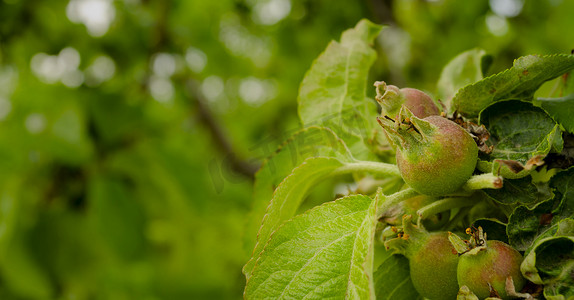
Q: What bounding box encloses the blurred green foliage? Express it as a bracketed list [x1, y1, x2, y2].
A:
[0, 0, 572, 299]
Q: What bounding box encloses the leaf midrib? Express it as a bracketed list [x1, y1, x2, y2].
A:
[338, 42, 355, 116]
[345, 203, 372, 299]
[277, 231, 355, 299]
[249, 205, 367, 298]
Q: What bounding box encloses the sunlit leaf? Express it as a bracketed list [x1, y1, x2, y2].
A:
[244, 126, 354, 254]
[245, 194, 379, 299]
[244, 157, 346, 278]
[437, 48, 491, 109]
[298, 19, 383, 159]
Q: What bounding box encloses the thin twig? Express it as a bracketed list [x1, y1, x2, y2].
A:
[368, 0, 396, 25]
[187, 80, 260, 179]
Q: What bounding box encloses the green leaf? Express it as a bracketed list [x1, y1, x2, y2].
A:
[483, 176, 551, 205]
[521, 219, 574, 278]
[244, 157, 346, 278]
[87, 176, 146, 260]
[478, 100, 562, 178]
[541, 249, 574, 300]
[537, 69, 574, 99]
[244, 126, 354, 254]
[437, 48, 491, 109]
[544, 278, 574, 300]
[535, 93, 574, 133]
[87, 92, 146, 143]
[0, 179, 20, 256]
[244, 155, 400, 279]
[374, 249, 421, 300]
[533, 219, 574, 252]
[0, 241, 54, 299]
[506, 199, 556, 252]
[245, 194, 379, 299]
[0, 179, 53, 298]
[508, 167, 574, 252]
[452, 54, 574, 117]
[297, 19, 383, 159]
[564, 70, 574, 96]
[548, 167, 574, 221]
[520, 229, 574, 299]
[480, 100, 561, 163]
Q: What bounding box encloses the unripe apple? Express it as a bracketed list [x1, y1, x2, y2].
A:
[384, 216, 459, 300]
[379, 108, 478, 196]
[409, 232, 460, 300]
[457, 240, 526, 299]
[375, 81, 440, 119]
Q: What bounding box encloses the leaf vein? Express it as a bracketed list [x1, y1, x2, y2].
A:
[277, 231, 356, 299]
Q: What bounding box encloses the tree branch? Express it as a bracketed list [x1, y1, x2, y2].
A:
[368, 0, 396, 25]
[187, 80, 260, 179]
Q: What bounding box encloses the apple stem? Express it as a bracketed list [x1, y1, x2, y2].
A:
[376, 187, 419, 217]
[463, 173, 503, 191]
[417, 196, 477, 221]
[332, 161, 401, 178]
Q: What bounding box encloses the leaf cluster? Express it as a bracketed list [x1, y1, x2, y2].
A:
[245, 19, 574, 299]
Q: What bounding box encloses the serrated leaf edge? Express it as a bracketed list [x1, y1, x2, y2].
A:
[246, 194, 374, 299]
[452, 54, 574, 117]
[244, 157, 344, 278]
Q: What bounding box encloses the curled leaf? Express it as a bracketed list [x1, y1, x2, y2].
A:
[478, 100, 563, 179]
[452, 54, 574, 117]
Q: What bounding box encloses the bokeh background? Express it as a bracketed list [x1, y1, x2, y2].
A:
[0, 0, 572, 299]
